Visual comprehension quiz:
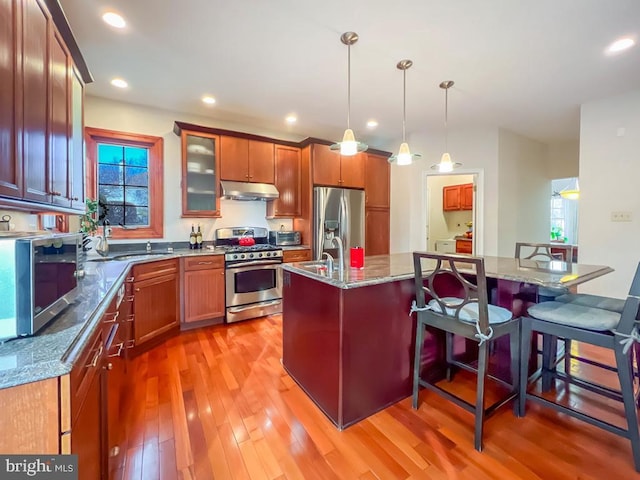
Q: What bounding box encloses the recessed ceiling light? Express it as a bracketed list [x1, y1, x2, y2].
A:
[606, 37, 635, 54]
[366, 120, 378, 128]
[102, 12, 126, 29]
[110, 78, 128, 89]
[285, 115, 297, 124]
[201, 96, 216, 105]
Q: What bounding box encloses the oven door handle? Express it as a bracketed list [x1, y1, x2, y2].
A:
[228, 300, 282, 313]
[227, 260, 282, 269]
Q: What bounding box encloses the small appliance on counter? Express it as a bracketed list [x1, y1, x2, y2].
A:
[268, 230, 301, 246]
[0, 232, 81, 342]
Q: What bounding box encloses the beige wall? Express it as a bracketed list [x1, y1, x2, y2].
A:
[578, 88, 640, 297]
[497, 128, 551, 256]
[547, 140, 579, 179]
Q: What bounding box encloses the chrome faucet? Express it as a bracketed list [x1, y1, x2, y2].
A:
[331, 236, 344, 273]
[322, 252, 334, 272]
[95, 219, 110, 257]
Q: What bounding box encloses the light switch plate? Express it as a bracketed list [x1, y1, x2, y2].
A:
[611, 211, 632, 222]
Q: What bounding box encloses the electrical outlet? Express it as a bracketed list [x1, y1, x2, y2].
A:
[611, 211, 632, 222]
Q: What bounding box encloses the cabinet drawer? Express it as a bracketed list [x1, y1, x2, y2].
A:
[283, 249, 311, 263]
[183, 255, 224, 271]
[70, 327, 104, 423]
[456, 240, 472, 254]
[133, 259, 178, 282]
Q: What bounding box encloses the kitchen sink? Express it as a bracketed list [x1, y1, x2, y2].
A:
[87, 252, 170, 262]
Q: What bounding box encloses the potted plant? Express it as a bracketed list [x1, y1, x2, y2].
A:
[79, 198, 108, 251]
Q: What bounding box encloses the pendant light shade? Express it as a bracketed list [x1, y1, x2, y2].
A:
[330, 32, 368, 156]
[432, 80, 462, 172]
[389, 59, 421, 166]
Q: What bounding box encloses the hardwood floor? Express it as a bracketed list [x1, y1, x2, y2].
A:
[115, 315, 639, 479]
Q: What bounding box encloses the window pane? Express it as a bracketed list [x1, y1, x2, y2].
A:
[98, 144, 124, 165]
[99, 185, 125, 204]
[125, 166, 148, 187]
[124, 147, 148, 167]
[125, 206, 148, 226]
[104, 205, 124, 226]
[99, 164, 124, 185]
[125, 187, 148, 207]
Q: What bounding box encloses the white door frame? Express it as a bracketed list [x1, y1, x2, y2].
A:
[421, 168, 485, 255]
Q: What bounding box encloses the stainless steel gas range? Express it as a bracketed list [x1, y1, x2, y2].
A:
[215, 227, 283, 323]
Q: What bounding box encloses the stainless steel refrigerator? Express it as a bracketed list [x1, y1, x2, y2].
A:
[313, 187, 365, 261]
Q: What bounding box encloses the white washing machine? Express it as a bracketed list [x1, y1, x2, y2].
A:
[435, 239, 456, 253]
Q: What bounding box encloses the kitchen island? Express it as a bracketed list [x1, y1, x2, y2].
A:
[281, 253, 613, 429]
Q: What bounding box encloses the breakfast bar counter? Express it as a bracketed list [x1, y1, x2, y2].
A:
[281, 253, 613, 429]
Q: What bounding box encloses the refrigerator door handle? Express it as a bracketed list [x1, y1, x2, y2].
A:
[315, 188, 326, 261]
[341, 190, 350, 249]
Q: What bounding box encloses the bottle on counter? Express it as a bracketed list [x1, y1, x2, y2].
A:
[196, 224, 203, 249]
[189, 224, 197, 249]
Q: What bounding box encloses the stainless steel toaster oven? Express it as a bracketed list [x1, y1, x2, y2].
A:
[268, 230, 301, 246]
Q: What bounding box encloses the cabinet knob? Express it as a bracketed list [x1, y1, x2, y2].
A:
[72, 197, 79, 201]
[135, 287, 140, 292]
[104, 362, 113, 371]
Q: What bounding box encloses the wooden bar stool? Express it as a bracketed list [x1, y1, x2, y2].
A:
[411, 252, 521, 451]
[518, 263, 640, 472]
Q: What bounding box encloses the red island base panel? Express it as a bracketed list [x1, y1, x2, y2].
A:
[281, 270, 532, 429]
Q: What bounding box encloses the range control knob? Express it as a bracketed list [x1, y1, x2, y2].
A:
[232, 254, 238, 260]
[265, 252, 271, 257]
[249, 253, 254, 258]
[240, 254, 246, 259]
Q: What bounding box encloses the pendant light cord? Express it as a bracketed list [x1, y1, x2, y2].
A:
[347, 43, 351, 130]
[444, 86, 449, 152]
[402, 68, 407, 142]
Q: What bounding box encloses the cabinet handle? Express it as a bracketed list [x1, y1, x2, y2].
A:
[126, 314, 135, 322]
[86, 345, 103, 368]
[103, 311, 120, 324]
[125, 276, 134, 283]
[125, 295, 134, 302]
[135, 287, 140, 292]
[197, 261, 213, 265]
[125, 339, 135, 349]
[109, 342, 124, 358]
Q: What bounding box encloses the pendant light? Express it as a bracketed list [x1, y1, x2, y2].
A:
[330, 32, 368, 156]
[560, 179, 580, 199]
[432, 80, 462, 172]
[388, 60, 421, 166]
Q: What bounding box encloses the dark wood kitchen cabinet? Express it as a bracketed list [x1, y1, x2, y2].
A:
[267, 145, 301, 218]
[365, 208, 390, 256]
[364, 153, 390, 255]
[311, 143, 365, 189]
[182, 255, 225, 325]
[220, 136, 275, 184]
[0, 0, 89, 213]
[132, 259, 180, 347]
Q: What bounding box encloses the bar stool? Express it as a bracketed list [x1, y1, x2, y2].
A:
[411, 252, 521, 451]
[518, 263, 640, 472]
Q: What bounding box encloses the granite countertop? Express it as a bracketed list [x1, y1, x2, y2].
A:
[0, 248, 225, 390]
[282, 253, 614, 290]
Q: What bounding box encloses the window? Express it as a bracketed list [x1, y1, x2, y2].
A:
[85, 128, 164, 239]
[550, 177, 578, 244]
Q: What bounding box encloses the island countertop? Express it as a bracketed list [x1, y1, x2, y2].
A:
[282, 252, 614, 290]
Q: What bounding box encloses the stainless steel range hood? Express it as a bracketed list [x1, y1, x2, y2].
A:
[220, 180, 279, 201]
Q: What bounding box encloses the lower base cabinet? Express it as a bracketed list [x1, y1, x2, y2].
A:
[283, 248, 311, 263]
[132, 259, 179, 346]
[182, 255, 225, 324]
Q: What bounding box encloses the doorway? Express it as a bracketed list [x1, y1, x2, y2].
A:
[422, 170, 483, 255]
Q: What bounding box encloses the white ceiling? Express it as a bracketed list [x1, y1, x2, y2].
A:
[60, 0, 640, 150]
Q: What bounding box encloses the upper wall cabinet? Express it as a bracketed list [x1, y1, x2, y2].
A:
[178, 128, 221, 218]
[364, 153, 390, 209]
[267, 145, 301, 218]
[443, 183, 473, 211]
[0, 0, 91, 213]
[311, 143, 365, 189]
[220, 136, 275, 184]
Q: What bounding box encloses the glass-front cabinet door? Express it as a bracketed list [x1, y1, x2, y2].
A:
[180, 131, 221, 217]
